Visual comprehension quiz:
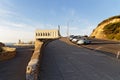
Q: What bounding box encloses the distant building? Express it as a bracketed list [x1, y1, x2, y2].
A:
[35, 29, 60, 39]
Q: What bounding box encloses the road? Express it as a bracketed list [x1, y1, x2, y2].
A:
[0, 47, 33, 80]
[39, 39, 120, 80]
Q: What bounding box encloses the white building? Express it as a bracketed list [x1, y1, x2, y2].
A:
[35, 29, 60, 39]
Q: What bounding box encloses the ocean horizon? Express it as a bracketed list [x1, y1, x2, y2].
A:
[5, 43, 15, 46]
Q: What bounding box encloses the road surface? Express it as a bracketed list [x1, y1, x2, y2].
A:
[0, 47, 33, 80]
[39, 40, 120, 80]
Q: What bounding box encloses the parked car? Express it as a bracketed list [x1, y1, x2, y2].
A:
[76, 37, 91, 45]
[71, 36, 81, 43]
[69, 35, 74, 41]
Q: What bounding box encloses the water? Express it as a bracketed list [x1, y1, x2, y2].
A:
[5, 43, 15, 46]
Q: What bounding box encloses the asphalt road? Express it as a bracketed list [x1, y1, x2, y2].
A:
[81, 38, 120, 55]
[39, 40, 120, 80]
[0, 47, 33, 80]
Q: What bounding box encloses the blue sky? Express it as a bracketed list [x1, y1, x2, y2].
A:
[0, 0, 120, 42]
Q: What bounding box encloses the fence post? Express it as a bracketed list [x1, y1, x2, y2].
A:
[116, 51, 120, 59]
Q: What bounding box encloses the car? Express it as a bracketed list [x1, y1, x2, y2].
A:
[76, 37, 91, 45]
[69, 35, 74, 41]
[71, 36, 81, 43]
[72, 38, 78, 43]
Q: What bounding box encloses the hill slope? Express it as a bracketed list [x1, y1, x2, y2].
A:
[90, 15, 120, 40]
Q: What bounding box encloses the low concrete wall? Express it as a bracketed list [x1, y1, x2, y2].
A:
[26, 39, 56, 80]
[26, 40, 44, 80]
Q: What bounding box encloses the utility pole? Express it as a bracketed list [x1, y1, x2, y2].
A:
[67, 22, 69, 37]
[58, 25, 61, 36]
[67, 20, 73, 37]
[58, 25, 60, 32]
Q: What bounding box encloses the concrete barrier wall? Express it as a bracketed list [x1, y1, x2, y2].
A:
[26, 40, 44, 80]
[26, 39, 56, 80]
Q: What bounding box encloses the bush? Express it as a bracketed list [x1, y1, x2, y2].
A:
[91, 36, 95, 38]
[103, 22, 120, 40]
[107, 34, 114, 40]
[115, 34, 120, 40]
[103, 22, 120, 34]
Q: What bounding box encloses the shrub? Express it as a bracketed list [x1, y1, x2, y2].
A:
[107, 34, 114, 40]
[103, 22, 120, 40]
[90, 36, 95, 38]
[115, 33, 120, 40]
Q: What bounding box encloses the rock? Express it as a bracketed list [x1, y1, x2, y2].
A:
[0, 47, 2, 52]
[0, 42, 5, 47]
[0, 47, 16, 61]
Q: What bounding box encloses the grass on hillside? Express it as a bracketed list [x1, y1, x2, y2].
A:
[103, 22, 120, 40]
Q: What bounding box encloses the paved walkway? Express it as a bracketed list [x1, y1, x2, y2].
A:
[0, 47, 33, 80]
[39, 40, 120, 80]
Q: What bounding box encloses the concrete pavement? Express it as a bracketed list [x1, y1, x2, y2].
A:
[39, 40, 120, 80]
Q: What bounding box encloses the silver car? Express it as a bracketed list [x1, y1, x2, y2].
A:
[76, 37, 91, 45]
[71, 36, 81, 43]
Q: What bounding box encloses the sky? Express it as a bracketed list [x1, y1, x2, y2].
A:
[0, 0, 120, 43]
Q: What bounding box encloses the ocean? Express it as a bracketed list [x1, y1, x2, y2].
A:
[5, 43, 15, 46]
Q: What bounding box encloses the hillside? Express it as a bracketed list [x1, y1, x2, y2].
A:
[90, 15, 120, 40]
